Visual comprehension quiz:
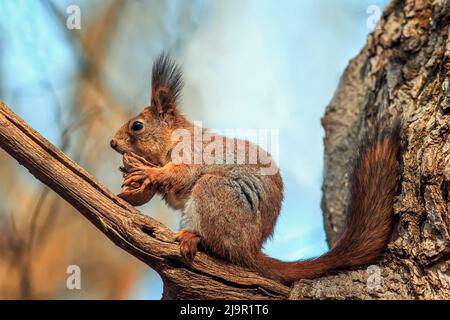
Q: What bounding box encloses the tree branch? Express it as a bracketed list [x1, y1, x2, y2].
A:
[0, 101, 289, 300]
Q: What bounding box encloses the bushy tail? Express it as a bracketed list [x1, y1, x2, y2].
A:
[257, 121, 401, 283]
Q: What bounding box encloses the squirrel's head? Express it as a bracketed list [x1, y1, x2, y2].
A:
[110, 53, 187, 166]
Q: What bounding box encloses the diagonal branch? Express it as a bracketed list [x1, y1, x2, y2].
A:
[0, 101, 289, 300]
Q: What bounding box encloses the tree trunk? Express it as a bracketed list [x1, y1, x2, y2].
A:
[295, 0, 449, 299]
[0, 0, 449, 300]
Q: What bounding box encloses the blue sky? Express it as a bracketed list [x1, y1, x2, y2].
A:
[0, 0, 388, 299]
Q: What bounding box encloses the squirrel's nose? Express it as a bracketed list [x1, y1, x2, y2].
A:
[110, 139, 117, 149]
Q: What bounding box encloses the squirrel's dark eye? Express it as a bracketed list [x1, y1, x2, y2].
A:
[131, 121, 144, 132]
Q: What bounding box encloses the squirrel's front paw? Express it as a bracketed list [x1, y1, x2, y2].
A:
[118, 153, 159, 206]
[175, 229, 201, 261]
[118, 181, 157, 206]
[123, 167, 160, 187]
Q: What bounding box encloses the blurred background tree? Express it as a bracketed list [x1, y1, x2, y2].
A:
[0, 0, 387, 299]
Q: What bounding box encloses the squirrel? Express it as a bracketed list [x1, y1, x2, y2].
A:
[110, 53, 401, 284]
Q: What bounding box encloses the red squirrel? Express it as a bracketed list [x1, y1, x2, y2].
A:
[110, 53, 401, 284]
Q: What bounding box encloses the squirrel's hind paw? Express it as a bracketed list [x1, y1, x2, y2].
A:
[175, 229, 201, 261]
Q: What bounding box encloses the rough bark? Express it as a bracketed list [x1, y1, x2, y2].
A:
[1, 0, 449, 300]
[305, 0, 450, 299]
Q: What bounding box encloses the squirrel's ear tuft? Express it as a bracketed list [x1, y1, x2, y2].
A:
[151, 53, 183, 120]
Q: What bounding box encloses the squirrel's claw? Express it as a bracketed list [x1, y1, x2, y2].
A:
[128, 152, 156, 167]
[123, 170, 147, 186]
